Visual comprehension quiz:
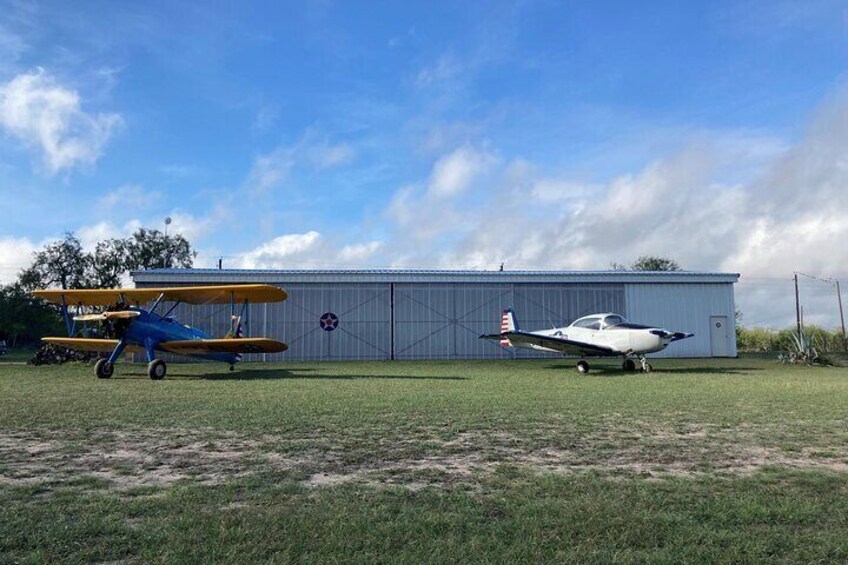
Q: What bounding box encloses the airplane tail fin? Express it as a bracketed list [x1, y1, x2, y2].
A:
[224, 316, 244, 339]
[224, 315, 245, 362]
[500, 308, 519, 347]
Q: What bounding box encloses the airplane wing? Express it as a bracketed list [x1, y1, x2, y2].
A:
[32, 284, 287, 306]
[481, 331, 618, 357]
[158, 338, 288, 355]
[42, 337, 144, 353]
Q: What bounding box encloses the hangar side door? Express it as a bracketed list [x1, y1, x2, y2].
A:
[710, 316, 729, 357]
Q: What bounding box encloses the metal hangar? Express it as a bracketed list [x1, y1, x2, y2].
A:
[132, 269, 739, 361]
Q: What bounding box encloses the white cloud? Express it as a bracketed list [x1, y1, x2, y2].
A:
[243, 146, 294, 194]
[308, 141, 354, 169]
[339, 241, 383, 262]
[98, 184, 161, 211]
[415, 54, 462, 88]
[77, 220, 142, 250]
[251, 105, 279, 133]
[0, 69, 122, 174]
[242, 134, 355, 194]
[0, 236, 38, 285]
[428, 145, 496, 197]
[233, 231, 384, 269]
[237, 231, 323, 269]
[370, 91, 848, 328]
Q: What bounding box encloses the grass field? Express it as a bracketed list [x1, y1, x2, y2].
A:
[2, 357, 848, 562]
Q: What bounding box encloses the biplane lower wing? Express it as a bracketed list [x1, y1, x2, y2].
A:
[42, 337, 144, 353]
[158, 338, 288, 355]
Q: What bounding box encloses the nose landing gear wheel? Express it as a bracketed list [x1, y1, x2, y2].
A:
[95, 359, 114, 379]
[622, 359, 636, 372]
[576, 360, 590, 374]
[147, 359, 167, 380]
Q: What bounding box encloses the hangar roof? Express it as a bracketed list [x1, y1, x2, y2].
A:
[132, 268, 739, 285]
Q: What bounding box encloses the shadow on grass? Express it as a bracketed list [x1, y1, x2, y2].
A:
[544, 364, 764, 376]
[115, 367, 468, 381]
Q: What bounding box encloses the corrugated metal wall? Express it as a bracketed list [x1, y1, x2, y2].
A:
[625, 283, 737, 358]
[165, 283, 391, 361]
[144, 280, 735, 361]
[393, 283, 515, 360]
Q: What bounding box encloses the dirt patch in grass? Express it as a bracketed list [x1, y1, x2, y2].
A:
[2, 422, 847, 493]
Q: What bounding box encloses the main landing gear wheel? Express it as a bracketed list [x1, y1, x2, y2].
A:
[576, 360, 590, 374]
[622, 359, 637, 372]
[643, 363, 653, 373]
[95, 359, 114, 379]
[147, 359, 166, 380]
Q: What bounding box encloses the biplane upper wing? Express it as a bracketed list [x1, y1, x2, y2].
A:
[42, 337, 145, 353]
[32, 284, 287, 306]
[158, 338, 288, 355]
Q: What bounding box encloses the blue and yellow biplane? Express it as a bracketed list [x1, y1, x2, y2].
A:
[32, 285, 288, 380]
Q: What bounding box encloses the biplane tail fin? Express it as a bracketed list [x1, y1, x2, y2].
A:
[223, 315, 244, 340]
[223, 315, 245, 362]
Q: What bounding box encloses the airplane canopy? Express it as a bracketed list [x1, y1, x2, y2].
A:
[569, 313, 630, 330]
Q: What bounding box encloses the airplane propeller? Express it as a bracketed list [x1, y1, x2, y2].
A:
[650, 329, 694, 342]
[73, 311, 141, 322]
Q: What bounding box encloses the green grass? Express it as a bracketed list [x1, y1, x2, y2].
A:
[2, 357, 848, 562]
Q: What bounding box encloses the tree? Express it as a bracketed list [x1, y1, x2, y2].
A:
[123, 229, 195, 272]
[89, 238, 129, 289]
[18, 233, 89, 291]
[611, 256, 682, 272]
[631, 256, 681, 271]
[0, 284, 63, 347]
[17, 228, 196, 291]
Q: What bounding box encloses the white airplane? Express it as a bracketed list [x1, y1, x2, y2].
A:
[480, 309, 694, 373]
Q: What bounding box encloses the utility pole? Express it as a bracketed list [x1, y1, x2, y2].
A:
[837, 279, 846, 349]
[794, 272, 802, 338]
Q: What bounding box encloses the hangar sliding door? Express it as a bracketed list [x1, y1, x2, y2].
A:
[393, 283, 512, 360]
[265, 283, 391, 361]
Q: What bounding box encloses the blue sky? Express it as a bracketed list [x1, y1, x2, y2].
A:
[1, 0, 847, 327]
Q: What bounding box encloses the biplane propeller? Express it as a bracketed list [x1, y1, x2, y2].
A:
[73, 311, 141, 322]
[32, 285, 288, 380]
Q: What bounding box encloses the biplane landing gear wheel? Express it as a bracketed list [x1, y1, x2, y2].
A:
[622, 359, 637, 372]
[95, 359, 114, 379]
[147, 359, 166, 380]
[576, 360, 590, 374]
[229, 365, 235, 372]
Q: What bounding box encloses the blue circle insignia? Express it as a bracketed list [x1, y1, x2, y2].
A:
[319, 312, 339, 331]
